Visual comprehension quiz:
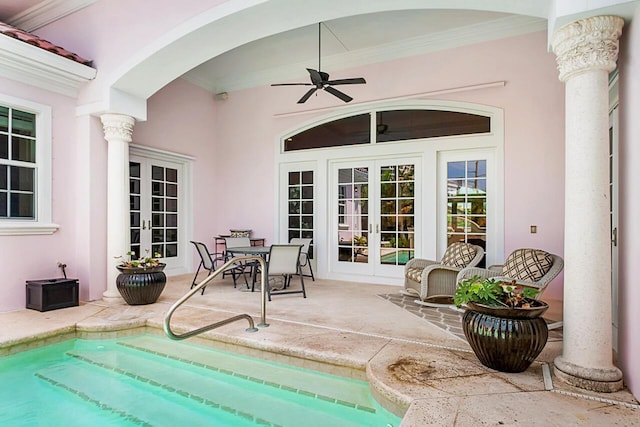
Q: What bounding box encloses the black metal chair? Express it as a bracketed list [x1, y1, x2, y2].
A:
[191, 241, 249, 295]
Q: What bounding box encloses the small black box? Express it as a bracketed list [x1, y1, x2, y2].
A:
[26, 278, 79, 312]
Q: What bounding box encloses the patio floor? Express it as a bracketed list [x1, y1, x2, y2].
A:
[1, 273, 638, 426]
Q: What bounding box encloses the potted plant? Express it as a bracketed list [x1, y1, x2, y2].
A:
[454, 276, 549, 373]
[115, 250, 166, 305]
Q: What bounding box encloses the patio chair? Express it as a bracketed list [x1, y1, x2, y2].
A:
[190, 241, 225, 294]
[402, 242, 484, 307]
[456, 248, 564, 328]
[223, 237, 255, 289]
[290, 237, 314, 281]
[266, 244, 306, 301]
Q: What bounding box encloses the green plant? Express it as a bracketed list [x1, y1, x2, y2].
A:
[116, 249, 162, 268]
[454, 276, 540, 308]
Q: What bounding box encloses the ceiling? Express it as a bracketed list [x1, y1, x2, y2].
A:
[0, 1, 548, 94]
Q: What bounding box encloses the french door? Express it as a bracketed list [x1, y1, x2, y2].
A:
[129, 155, 185, 272]
[331, 158, 419, 277]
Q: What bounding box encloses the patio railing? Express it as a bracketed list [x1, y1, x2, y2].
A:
[164, 255, 268, 340]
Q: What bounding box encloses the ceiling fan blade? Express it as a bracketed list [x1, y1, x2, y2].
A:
[326, 77, 366, 85]
[307, 68, 323, 85]
[324, 86, 353, 103]
[319, 71, 330, 82]
[297, 87, 318, 103]
[271, 83, 313, 86]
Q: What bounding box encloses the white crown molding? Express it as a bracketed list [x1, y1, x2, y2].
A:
[0, 34, 96, 97]
[183, 15, 546, 94]
[8, 0, 97, 32]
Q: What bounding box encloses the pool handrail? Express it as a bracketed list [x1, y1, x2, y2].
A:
[164, 255, 268, 340]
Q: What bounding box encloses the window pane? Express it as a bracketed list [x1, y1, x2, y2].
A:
[288, 171, 300, 185]
[166, 214, 177, 227]
[0, 106, 8, 132]
[152, 197, 164, 211]
[10, 193, 34, 218]
[0, 165, 6, 189]
[0, 192, 6, 217]
[166, 168, 178, 183]
[130, 195, 140, 210]
[152, 166, 164, 180]
[166, 244, 178, 258]
[166, 228, 178, 242]
[285, 114, 370, 151]
[130, 212, 140, 227]
[152, 181, 163, 196]
[166, 183, 177, 197]
[12, 110, 36, 137]
[152, 229, 164, 243]
[301, 185, 313, 199]
[0, 134, 7, 159]
[166, 198, 177, 212]
[376, 110, 490, 142]
[10, 166, 34, 191]
[130, 179, 140, 195]
[302, 171, 313, 184]
[152, 213, 164, 227]
[12, 137, 35, 162]
[129, 162, 140, 178]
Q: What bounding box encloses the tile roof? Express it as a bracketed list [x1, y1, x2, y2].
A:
[0, 21, 93, 67]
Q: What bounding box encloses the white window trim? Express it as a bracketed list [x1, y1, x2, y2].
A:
[0, 94, 58, 235]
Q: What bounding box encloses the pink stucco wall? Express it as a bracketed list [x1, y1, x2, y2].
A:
[618, 5, 640, 398]
[212, 30, 567, 297]
[0, 78, 90, 311]
[132, 78, 218, 269]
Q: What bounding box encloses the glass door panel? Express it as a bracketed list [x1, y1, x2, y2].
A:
[332, 159, 418, 277]
[446, 159, 487, 266]
[379, 164, 415, 266]
[129, 156, 182, 270]
[337, 167, 369, 264]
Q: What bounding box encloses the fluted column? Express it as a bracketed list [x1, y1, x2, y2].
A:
[551, 16, 624, 392]
[101, 114, 135, 302]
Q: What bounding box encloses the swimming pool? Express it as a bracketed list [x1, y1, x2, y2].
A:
[0, 334, 400, 426]
[380, 250, 414, 265]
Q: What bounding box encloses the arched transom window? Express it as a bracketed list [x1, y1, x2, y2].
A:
[284, 109, 491, 152]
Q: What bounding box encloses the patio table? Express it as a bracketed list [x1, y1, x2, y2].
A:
[226, 246, 271, 290]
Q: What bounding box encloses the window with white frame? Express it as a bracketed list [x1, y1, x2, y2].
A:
[0, 95, 55, 235]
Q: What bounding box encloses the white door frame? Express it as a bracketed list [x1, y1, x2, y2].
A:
[130, 144, 194, 276]
[274, 100, 504, 285]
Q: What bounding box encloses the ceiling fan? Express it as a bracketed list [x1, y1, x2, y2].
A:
[271, 23, 366, 104]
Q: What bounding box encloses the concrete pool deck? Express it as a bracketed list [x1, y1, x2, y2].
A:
[1, 274, 638, 426]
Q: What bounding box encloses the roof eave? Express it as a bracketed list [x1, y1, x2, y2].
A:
[0, 34, 96, 97]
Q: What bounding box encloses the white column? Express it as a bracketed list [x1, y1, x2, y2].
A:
[100, 114, 135, 302]
[551, 16, 624, 392]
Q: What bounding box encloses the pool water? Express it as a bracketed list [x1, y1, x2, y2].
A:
[0, 334, 400, 426]
[380, 250, 414, 265]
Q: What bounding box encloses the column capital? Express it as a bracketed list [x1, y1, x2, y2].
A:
[100, 113, 135, 142]
[551, 15, 624, 82]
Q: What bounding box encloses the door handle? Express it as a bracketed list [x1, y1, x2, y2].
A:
[142, 220, 147, 230]
[612, 227, 617, 247]
[376, 224, 379, 233]
[369, 224, 372, 233]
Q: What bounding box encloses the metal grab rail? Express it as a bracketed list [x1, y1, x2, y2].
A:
[164, 255, 269, 340]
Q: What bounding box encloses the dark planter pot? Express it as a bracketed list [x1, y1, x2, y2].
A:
[462, 300, 549, 373]
[116, 264, 166, 305]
